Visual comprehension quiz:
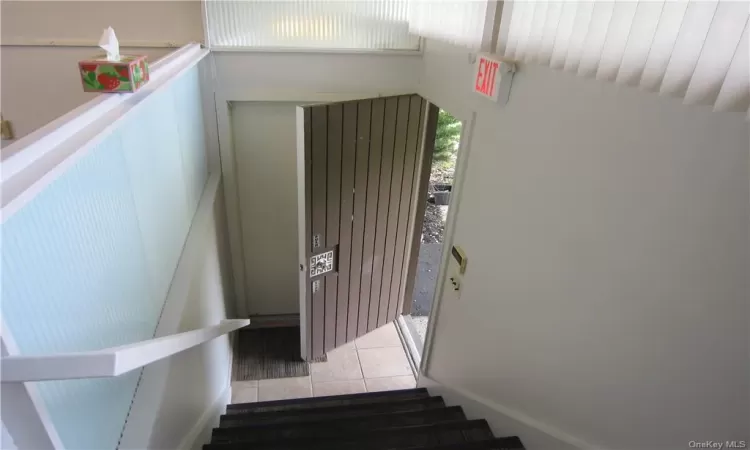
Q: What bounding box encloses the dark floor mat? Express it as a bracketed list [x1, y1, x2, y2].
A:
[234, 327, 325, 381]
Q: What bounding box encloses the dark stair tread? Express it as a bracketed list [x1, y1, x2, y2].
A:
[220, 396, 447, 428]
[226, 387, 429, 414]
[211, 406, 466, 443]
[413, 437, 525, 450]
[204, 419, 492, 450]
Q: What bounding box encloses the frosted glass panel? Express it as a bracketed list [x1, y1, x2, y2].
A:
[120, 89, 191, 305]
[174, 68, 209, 213]
[2, 136, 155, 355]
[407, 0, 490, 49]
[2, 136, 153, 450]
[206, 0, 419, 50]
[1, 64, 208, 449]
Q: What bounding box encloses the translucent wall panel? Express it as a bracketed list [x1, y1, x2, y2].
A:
[407, 0, 490, 49]
[1, 64, 208, 449]
[502, 1, 750, 113]
[206, 0, 419, 50]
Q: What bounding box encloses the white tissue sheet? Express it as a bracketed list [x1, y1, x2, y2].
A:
[99, 27, 120, 62]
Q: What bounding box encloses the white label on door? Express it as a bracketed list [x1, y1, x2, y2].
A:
[309, 250, 334, 277]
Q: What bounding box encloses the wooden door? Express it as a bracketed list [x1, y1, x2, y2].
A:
[296, 95, 438, 360]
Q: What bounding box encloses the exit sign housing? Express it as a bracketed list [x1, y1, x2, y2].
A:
[474, 54, 502, 101]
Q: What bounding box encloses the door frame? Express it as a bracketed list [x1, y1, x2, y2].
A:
[215, 88, 473, 373]
[393, 107, 476, 375]
[214, 89, 418, 351]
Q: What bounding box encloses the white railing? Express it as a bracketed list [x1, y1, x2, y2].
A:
[1, 319, 249, 383]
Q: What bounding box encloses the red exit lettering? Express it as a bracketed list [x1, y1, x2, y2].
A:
[474, 57, 500, 99]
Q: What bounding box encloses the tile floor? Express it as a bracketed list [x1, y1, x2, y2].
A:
[231, 322, 416, 404]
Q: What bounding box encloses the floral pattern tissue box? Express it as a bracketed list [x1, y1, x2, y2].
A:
[79, 55, 149, 93]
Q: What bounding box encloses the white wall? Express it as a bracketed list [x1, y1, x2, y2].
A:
[117, 177, 237, 450]
[419, 39, 750, 449]
[147, 188, 236, 450]
[213, 51, 422, 96]
[214, 51, 422, 316]
[231, 102, 301, 316]
[1, 422, 17, 450]
[0, 0, 201, 140]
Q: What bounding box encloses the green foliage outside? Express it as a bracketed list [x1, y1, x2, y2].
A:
[433, 110, 461, 167]
[432, 110, 461, 180]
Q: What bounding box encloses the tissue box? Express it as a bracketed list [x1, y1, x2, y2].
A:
[79, 55, 149, 93]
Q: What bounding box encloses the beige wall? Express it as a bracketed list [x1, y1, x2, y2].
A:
[231, 102, 301, 316]
[419, 39, 750, 449]
[1, 46, 172, 140]
[0, 1, 202, 141]
[0, 1, 202, 46]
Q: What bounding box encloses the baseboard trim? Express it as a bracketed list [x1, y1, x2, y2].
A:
[418, 375, 599, 450]
[178, 386, 229, 450]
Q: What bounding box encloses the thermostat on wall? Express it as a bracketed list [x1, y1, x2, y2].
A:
[451, 245, 467, 274]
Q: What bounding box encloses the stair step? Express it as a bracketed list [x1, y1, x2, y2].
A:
[211, 406, 466, 444]
[412, 437, 525, 450]
[226, 388, 429, 415]
[220, 396, 446, 428]
[203, 419, 493, 450]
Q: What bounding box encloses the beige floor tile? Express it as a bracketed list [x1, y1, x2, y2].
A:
[313, 380, 367, 397]
[332, 341, 356, 352]
[310, 347, 363, 383]
[233, 380, 259, 388]
[232, 386, 258, 403]
[355, 323, 402, 349]
[258, 376, 312, 401]
[365, 376, 416, 393]
[231, 380, 259, 404]
[357, 347, 413, 378]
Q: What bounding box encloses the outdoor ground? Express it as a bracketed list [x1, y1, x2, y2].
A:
[409, 181, 451, 343]
[407, 109, 460, 345]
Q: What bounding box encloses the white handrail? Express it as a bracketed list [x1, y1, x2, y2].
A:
[0, 319, 249, 382]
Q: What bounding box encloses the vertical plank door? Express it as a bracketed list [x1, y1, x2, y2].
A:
[296, 95, 437, 360]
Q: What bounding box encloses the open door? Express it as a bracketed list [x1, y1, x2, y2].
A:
[296, 95, 438, 360]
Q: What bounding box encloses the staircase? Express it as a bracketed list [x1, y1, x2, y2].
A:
[204, 388, 525, 449]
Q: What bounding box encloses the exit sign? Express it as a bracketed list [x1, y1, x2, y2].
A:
[474, 55, 502, 101]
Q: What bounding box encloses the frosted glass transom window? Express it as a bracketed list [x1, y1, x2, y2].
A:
[205, 0, 420, 50]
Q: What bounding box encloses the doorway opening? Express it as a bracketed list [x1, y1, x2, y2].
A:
[399, 108, 463, 365]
